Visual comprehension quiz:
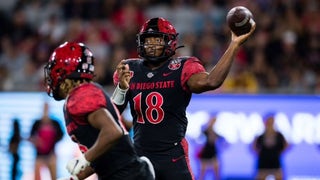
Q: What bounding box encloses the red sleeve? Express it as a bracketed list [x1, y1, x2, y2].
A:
[67, 84, 107, 123]
[181, 57, 206, 92]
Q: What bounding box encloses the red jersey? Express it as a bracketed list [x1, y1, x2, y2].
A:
[64, 82, 138, 178]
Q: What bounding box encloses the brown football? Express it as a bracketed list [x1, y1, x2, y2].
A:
[226, 6, 254, 36]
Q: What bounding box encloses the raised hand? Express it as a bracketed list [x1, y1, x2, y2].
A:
[231, 20, 256, 45]
[116, 60, 131, 90]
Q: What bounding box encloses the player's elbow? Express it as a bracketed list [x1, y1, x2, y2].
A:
[188, 74, 224, 93]
[208, 80, 224, 89]
[102, 126, 123, 145]
[202, 80, 224, 92]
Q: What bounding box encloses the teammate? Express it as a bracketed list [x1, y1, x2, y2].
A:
[112, 17, 255, 180]
[44, 42, 154, 180]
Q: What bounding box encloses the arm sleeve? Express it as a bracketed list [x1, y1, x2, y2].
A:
[181, 57, 206, 92]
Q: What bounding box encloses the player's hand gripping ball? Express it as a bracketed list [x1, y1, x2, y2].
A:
[226, 6, 255, 36]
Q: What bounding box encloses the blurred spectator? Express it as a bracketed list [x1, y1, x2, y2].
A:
[0, 0, 319, 93]
[111, 0, 146, 57]
[197, 115, 226, 180]
[9, 118, 22, 180]
[252, 113, 289, 180]
[98, 45, 128, 91]
[83, 19, 111, 83]
[38, 14, 66, 45]
[0, 37, 28, 77]
[6, 7, 35, 45]
[0, 64, 10, 91]
[222, 61, 259, 93]
[0, 37, 30, 91]
[28, 102, 64, 180]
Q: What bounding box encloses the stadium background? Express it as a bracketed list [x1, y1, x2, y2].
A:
[0, 0, 319, 179]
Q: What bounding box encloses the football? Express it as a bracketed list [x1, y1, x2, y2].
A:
[226, 6, 254, 36]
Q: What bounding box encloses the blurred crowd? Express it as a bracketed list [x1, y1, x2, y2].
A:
[0, 0, 319, 94]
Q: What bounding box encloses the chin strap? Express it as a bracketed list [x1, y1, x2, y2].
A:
[175, 45, 185, 50]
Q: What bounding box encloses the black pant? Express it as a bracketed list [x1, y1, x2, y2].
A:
[100, 157, 154, 180]
[137, 139, 194, 180]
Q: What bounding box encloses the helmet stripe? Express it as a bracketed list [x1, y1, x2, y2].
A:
[146, 18, 159, 32]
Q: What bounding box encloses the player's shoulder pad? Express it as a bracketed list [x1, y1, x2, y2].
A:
[67, 83, 107, 116]
[176, 56, 201, 63]
[124, 58, 143, 65]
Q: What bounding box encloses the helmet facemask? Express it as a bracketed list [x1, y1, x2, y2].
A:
[44, 61, 66, 101]
[137, 32, 177, 64]
[137, 17, 179, 64]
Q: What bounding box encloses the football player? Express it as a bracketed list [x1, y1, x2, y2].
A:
[112, 17, 255, 180]
[44, 42, 155, 180]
